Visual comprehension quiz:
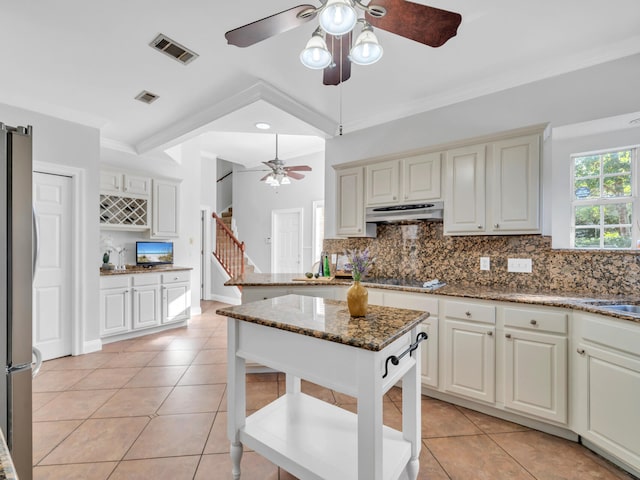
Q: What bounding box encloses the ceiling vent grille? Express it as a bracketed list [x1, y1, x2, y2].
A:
[135, 90, 160, 104]
[150, 34, 198, 65]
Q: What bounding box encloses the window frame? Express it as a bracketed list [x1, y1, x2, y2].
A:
[570, 145, 639, 250]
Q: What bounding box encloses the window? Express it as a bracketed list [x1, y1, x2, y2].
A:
[312, 200, 325, 263]
[571, 147, 637, 249]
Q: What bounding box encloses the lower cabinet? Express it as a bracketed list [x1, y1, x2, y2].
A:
[100, 271, 191, 338]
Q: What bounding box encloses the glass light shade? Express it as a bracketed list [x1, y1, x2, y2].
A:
[350, 28, 383, 65]
[280, 176, 291, 185]
[319, 0, 357, 36]
[300, 35, 332, 69]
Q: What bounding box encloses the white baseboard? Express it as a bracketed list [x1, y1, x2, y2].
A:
[82, 339, 103, 355]
[191, 306, 202, 316]
[211, 293, 241, 305]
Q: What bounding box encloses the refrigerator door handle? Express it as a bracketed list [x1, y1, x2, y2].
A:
[32, 346, 42, 378]
[32, 206, 40, 280]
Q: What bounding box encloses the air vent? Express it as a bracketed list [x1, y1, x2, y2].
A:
[150, 34, 198, 65]
[135, 90, 159, 104]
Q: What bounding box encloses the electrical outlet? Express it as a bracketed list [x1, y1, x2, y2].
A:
[480, 257, 490, 271]
[508, 258, 532, 273]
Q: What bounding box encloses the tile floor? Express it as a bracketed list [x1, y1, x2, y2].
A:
[32, 301, 635, 480]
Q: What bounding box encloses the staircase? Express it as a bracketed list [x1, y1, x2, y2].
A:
[213, 208, 253, 279]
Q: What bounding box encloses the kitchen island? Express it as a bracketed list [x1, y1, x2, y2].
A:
[217, 295, 429, 480]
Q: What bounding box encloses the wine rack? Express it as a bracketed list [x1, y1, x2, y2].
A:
[100, 194, 149, 230]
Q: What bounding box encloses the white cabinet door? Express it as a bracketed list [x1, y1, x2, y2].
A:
[100, 287, 130, 337]
[420, 319, 439, 388]
[336, 167, 374, 237]
[504, 329, 567, 423]
[444, 144, 486, 234]
[402, 152, 441, 202]
[100, 171, 122, 194]
[132, 285, 161, 330]
[443, 319, 495, 403]
[152, 179, 180, 238]
[162, 283, 190, 324]
[123, 174, 151, 197]
[365, 160, 400, 206]
[576, 343, 640, 470]
[491, 134, 540, 233]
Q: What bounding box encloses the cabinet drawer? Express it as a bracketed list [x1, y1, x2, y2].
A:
[384, 291, 438, 314]
[100, 275, 130, 289]
[444, 300, 495, 324]
[162, 270, 190, 284]
[132, 274, 161, 286]
[503, 307, 567, 334]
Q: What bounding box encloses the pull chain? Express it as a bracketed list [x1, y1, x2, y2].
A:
[338, 34, 343, 136]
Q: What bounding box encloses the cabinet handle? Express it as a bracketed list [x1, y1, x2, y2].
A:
[174, 277, 179, 281]
[477, 225, 483, 229]
[577, 348, 586, 355]
[494, 223, 499, 228]
[465, 311, 472, 317]
[393, 196, 397, 200]
[530, 319, 538, 326]
[487, 331, 493, 336]
[404, 195, 408, 200]
[505, 333, 512, 339]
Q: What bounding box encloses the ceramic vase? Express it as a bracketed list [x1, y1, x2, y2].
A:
[347, 281, 368, 317]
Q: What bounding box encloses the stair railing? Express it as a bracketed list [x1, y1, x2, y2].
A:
[212, 212, 245, 278]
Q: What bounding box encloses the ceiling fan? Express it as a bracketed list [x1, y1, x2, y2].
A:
[225, 0, 462, 85]
[258, 134, 312, 186]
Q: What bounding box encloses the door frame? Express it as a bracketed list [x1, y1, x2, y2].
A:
[271, 208, 303, 273]
[33, 162, 83, 356]
[200, 206, 211, 301]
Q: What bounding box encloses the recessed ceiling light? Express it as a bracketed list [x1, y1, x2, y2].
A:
[255, 122, 271, 130]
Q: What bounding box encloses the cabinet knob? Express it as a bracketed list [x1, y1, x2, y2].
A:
[477, 225, 483, 229]
[494, 223, 499, 228]
[393, 196, 397, 200]
[530, 319, 538, 326]
[404, 195, 408, 200]
[487, 331, 493, 336]
[505, 333, 512, 339]
[174, 277, 179, 280]
[357, 228, 362, 232]
[465, 311, 472, 317]
[577, 348, 586, 355]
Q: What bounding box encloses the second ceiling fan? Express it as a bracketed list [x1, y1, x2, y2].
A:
[225, 0, 462, 85]
[259, 134, 312, 186]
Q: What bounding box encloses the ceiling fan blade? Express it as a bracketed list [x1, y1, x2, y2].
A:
[259, 173, 272, 181]
[323, 32, 352, 85]
[285, 165, 312, 172]
[225, 5, 317, 48]
[287, 171, 305, 180]
[262, 161, 277, 170]
[366, 0, 462, 48]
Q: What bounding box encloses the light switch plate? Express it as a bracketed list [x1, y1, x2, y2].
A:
[508, 258, 532, 273]
[480, 257, 490, 271]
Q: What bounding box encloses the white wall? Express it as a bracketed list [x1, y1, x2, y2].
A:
[324, 53, 640, 238]
[216, 158, 233, 214]
[233, 150, 325, 273]
[0, 102, 101, 349]
[551, 127, 640, 248]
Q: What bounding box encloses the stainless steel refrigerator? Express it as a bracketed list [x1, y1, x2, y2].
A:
[1, 122, 38, 480]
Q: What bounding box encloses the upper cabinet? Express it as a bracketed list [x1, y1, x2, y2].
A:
[100, 171, 151, 199]
[444, 133, 540, 236]
[335, 166, 376, 238]
[365, 152, 442, 206]
[152, 178, 180, 238]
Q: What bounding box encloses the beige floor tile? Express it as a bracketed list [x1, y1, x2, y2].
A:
[32, 369, 92, 392]
[218, 381, 278, 412]
[421, 396, 483, 438]
[203, 334, 228, 349]
[158, 384, 225, 414]
[166, 337, 209, 351]
[178, 364, 227, 385]
[204, 411, 228, 454]
[195, 452, 279, 480]
[418, 442, 450, 480]
[40, 416, 149, 464]
[457, 406, 529, 434]
[100, 338, 140, 352]
[109, 456, 200, 480]
[124, 336, 175, 351]
[147, 349, 198, 366]
[43, 352, 117, 370]
[276, 380, 335, 403]
[102, 351, 159, 368]
[192, 348, 227, 365]
[171, 327, 215, 338]
[490, 430, 635, 479]
[33, 462, 117, 480]
[425, 434, 535, 480]
[32, 419, 82, 465]
[246, 372, 279, 383]
[92, 386, 172, 418]
[69, 367, 141, 390]
[32, 392, 60, 412]
[125, 412, 215, 459]
[33, 389, 117, 421]
[124, 365, 187, 387]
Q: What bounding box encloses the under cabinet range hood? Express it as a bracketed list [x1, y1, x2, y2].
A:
[365, 201, 444, 223]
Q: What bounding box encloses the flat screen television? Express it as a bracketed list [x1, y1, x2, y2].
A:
[136, 241, 174, 267]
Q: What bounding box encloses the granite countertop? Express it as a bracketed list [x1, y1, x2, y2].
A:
[0, 429, 17, 479]
[216, 294, 429, 351]
[100, 265, 192, 276]
[225, 272, 640, 324]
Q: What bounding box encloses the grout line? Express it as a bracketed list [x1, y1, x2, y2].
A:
[421, 439, 452, 480]
[484, 431, 538, 479]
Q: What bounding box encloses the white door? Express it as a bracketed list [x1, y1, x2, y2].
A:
[33, 172, 72, 360]
[272, 209, 303, 273]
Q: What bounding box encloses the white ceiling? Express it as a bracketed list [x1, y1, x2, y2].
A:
[1, 1, 639, 165]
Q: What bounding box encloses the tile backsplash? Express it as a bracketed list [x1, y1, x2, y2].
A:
[324, 223, 640, 296]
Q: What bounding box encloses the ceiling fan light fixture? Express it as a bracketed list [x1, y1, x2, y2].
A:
[300, 30, 333, 69]
[350, 26, 383, 65]
[280, 176, 291, 185]
[319, 0, 357, 36]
